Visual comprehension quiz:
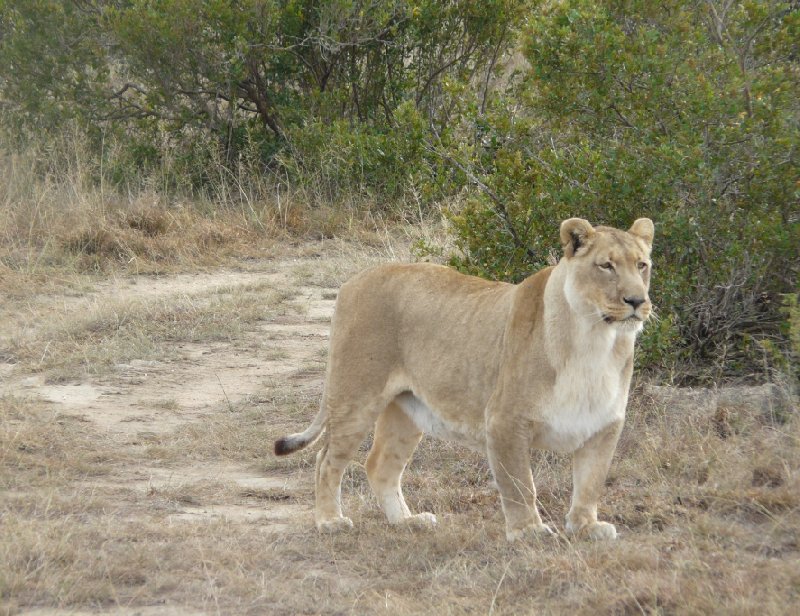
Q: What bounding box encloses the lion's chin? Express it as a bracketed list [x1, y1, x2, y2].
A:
[603, 313, 646, 327]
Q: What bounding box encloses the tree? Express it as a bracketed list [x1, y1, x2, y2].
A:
[0, 0, 110, 133]
[0, 1, 524, 157]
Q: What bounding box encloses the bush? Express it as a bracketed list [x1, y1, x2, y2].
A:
[445, 0, 799, 382]
[278, 102, 436, 207]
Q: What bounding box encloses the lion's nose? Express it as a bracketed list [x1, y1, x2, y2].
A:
[624, 296, 646, 310]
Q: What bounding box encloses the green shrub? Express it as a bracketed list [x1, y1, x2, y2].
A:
[445, 0, 799, 382]
[278, 102, 441, 208]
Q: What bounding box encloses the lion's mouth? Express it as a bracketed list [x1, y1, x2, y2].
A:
[603, 313, 644, 324]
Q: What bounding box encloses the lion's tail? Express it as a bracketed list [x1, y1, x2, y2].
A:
[274, 403, 327, 456]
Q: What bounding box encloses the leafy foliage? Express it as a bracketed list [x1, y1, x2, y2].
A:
[0, 0, 110, 131]
[0, 0, 523, 193]
[447, 0, 799, 382]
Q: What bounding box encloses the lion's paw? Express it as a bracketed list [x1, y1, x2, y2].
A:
[566, 520, 617, 541]
[400, 512, 437, 531]
[506, 523, 555, 543]
[585, 521, 617, 541]
[316, 516, 354, 534]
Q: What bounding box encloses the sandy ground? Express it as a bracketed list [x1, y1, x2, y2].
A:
[1, 255, 340, 543]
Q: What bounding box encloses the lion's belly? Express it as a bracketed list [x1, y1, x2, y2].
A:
[396, 392, 486, 452]
[533, 365, 628, 453]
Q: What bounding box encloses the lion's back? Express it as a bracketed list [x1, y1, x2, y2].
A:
[335, 262, 507, 324]
[327, 263, 515, 401]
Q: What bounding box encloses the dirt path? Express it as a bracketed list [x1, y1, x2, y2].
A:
[1, 256, 342, 534]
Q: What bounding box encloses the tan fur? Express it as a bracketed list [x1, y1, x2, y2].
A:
[275, 218, 654, 540]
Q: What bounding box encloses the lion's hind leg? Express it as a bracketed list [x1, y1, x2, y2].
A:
[313, 443, 350, 533]
[366, 400, 436, 529]
[314, 405, 379, 534]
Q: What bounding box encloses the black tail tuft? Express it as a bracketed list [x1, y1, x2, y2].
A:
[274, 437, 295, 456]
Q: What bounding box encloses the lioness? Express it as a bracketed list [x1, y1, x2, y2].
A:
[275, 217, 654, 541]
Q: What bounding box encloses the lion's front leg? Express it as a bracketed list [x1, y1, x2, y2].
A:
[486, 413, 554, 542]
[565, 420, 623, 541]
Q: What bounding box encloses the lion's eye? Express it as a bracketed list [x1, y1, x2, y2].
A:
[638, 262, 648, 271]
[599, 261, 614, 271]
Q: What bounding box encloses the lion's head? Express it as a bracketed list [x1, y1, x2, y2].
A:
[559, 217, 654, 328]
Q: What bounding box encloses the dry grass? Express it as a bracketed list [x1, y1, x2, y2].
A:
[2, 272, 799, 614]
[0, 135, 426, 303]
[2, 383, 799, 614]
[1, 137, 798, 615]
[7, 281, 298, 381]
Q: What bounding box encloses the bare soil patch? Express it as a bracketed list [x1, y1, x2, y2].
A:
[1, 249, 340, 513]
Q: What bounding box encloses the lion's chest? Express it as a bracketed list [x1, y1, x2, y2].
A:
[534, 353, 628, 453]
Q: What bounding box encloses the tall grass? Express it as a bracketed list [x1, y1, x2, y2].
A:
[0, 128, 398, 284]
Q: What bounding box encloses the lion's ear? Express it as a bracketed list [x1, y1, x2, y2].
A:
[629, 218, 654, 250]
[560, 218, 595, 258]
